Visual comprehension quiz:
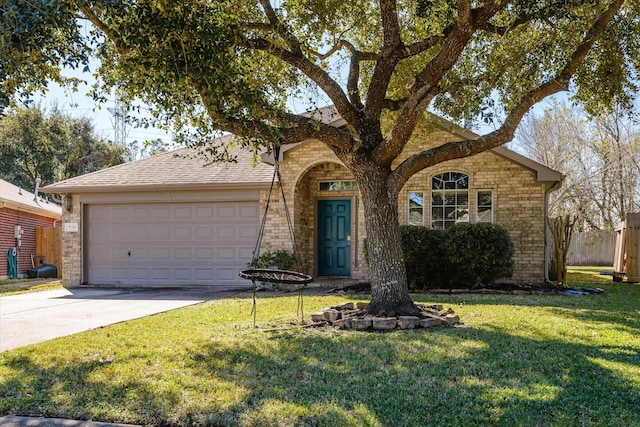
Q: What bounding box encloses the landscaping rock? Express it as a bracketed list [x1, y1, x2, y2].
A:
[419, 317, 443, 328]
[323, 309, 342, 322]
[444, 313, 460, 325]
[334, 302, 355, 310]
[372, 317, 397, 331]
[398, 316, 420, 329]
[307, 300, 460, 331]
[332, 318, 351, 329]
[311, 312, 326, 322]
[351, 317, 372, 330]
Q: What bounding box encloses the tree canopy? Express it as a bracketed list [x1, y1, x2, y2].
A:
[3, 0, 638, 314]
[0, 107, 127, 191]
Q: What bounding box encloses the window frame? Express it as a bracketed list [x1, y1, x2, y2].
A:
[407, 191, 425, 226]
[430, 171, 470, 229]
[476, 189, 494, 223]
[318, 180, 358, 191]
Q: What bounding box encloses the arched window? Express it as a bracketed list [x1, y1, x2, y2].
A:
[431, 172, 469, 229]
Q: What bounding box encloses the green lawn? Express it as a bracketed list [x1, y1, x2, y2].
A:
[0, 269, 638, 426]
[0, 280, 63, 295]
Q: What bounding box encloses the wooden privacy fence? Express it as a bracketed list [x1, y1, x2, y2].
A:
[567, 232, 617, 266]
[36, 227, 62, 278]
[613, 213, 639, 283]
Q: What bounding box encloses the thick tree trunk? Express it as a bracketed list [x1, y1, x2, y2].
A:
[352, 159, 419, 317]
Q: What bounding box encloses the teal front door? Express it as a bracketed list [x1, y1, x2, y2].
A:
[317, 200, 351, 276]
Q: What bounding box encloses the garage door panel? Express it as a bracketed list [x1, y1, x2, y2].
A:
[131, 207, 150, 220]
[86, 201, 258, 285]
[175, 206, 192, 219]
[240, 205, 258, 218]
[217, 268, 237, 281]
[240, 227, 258, 238]
[195, 207, 213, 218]
[174, 227, 192, 239]
[174, 247, 192, 259]
[151, 227, 171, 240]
[217, 247, 235, 259]
[132, 268, 150, 279]
[195, 227, 213, 239]
[153, 207, 171, 219]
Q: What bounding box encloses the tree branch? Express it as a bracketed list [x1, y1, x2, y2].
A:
[303, 39, 378, 61]
[373, 0, 508, 164]
[243, 37, 360, 129]
[388, 0, 625, 194]
[363, 0, 405, 121]
[258, 0, 303, 55]
[79, 6, 133, 55]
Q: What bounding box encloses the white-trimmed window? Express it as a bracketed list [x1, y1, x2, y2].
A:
[431, 172, 469, 229]
[477, 190, 493, 223]
[318, 180, 358, 191]
[408, 192, 424, 225]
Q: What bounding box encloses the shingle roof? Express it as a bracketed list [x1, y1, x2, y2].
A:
[0, 178, 62, 218]
[42, 135, 275, 194]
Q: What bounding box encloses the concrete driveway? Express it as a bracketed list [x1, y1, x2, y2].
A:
[0, 286, 248, 352]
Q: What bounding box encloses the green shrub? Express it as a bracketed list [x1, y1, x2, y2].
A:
[400, 223, 514, 289]
[250, 249, 297, 271]
[444, 222, 514, 288]
[400, 226, 448, 288]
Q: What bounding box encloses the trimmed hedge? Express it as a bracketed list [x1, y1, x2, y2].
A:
[400, 223, 514, 289]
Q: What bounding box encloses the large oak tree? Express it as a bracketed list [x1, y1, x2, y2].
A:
[2, 0, 638, 315]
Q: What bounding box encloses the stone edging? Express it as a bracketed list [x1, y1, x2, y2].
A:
[310, 302, 461, 331]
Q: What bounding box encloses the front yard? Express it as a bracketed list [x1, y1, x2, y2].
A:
[0, 268, 638, 426]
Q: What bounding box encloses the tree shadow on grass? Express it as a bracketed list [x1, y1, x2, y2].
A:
[1, 294, 638, 426]
[0, 352, 181, 425]
[185, 325, 640, 426]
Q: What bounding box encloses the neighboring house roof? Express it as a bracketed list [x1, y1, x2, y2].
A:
[0, 178, 62, 219]
[42, 134, 275, 194]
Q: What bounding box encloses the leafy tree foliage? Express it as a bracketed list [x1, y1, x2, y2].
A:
[0, 107, 127, 191]
[2, 0, 637, 314]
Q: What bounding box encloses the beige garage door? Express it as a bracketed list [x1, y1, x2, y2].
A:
[85, 202, 258, 286]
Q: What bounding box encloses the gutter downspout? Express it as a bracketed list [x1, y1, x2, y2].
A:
[544, 180, 563, 283]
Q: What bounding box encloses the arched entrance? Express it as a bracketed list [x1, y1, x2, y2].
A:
[294, 162, 361, 278]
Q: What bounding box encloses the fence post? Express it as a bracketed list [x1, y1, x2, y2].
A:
[626, 213, 639, 283]
[613, 221, 626, 282]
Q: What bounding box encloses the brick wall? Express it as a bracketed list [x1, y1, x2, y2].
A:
[263, 135, 549, 284]
[0, 207, 58, 278]
[60, 196, 82, 286]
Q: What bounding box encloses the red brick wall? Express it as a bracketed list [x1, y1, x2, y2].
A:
[1, 207, 58, 278]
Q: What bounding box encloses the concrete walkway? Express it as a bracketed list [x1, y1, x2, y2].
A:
[0, 286, 247, 352]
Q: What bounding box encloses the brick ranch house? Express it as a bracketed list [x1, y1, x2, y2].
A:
[42, 110, 563, 288]
[1, 178, 62, 279]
